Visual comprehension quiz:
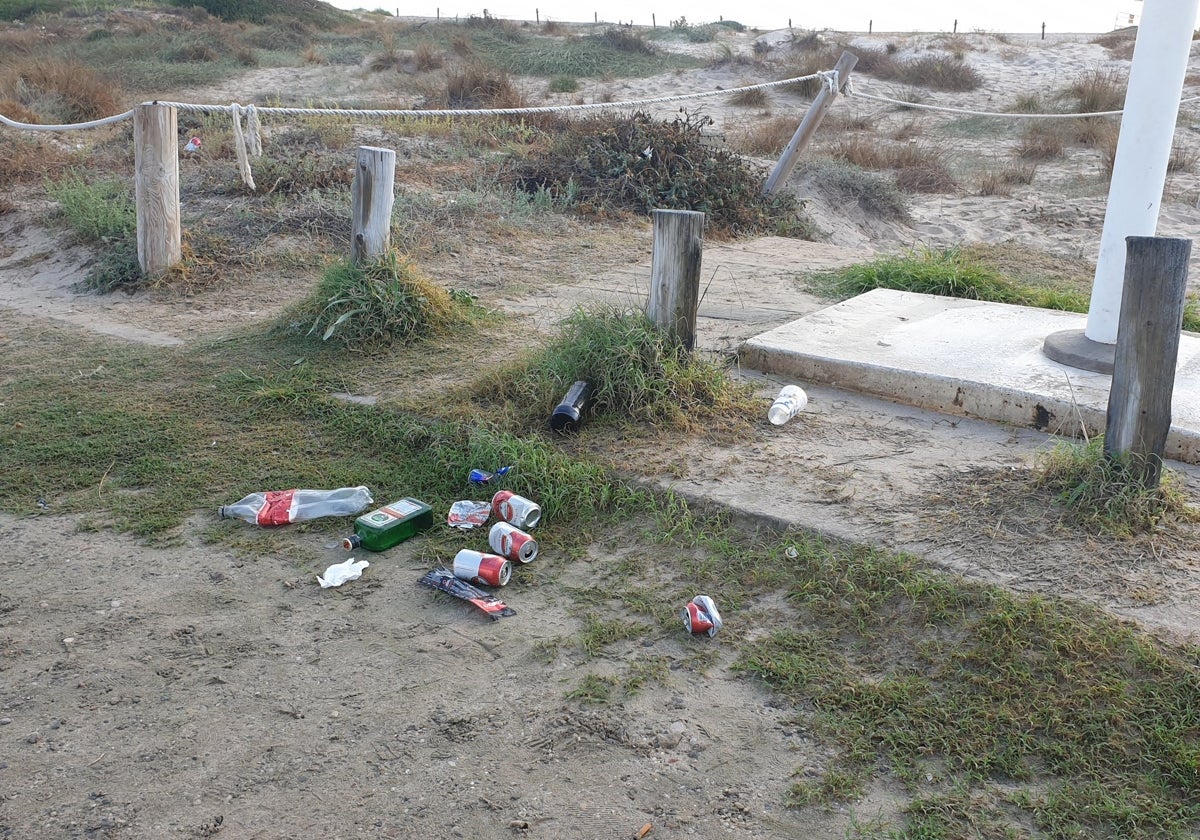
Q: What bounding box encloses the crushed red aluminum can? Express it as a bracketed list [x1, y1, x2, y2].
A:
[488, 521, 538, 564]
[491, 490, 541, 529]
[682, 595, 723, 637]
[453, 549, 512, 587]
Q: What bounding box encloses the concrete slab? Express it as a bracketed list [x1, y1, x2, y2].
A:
[739, 288, 1200, 464]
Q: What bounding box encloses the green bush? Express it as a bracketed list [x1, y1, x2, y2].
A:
[45, 173, 135, 242]
[509, 110, 806, 237]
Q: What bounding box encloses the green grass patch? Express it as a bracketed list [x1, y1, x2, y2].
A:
[807, 245, 1091, 311]
[474, 306, 758, 435]
[736, 542, 1200, 838]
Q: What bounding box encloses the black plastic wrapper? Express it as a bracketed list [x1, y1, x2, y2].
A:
[549, 380, 593, 434]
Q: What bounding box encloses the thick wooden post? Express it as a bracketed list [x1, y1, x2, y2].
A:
[351, 146, 396, 264]
[763, 51, 858, 197]
[647, 209, 704, 350]
[134, 103, 181, 276]
[1104, 236, 1192, 487]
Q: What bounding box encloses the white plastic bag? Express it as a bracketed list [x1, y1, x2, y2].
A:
[317, 558, 370, 589]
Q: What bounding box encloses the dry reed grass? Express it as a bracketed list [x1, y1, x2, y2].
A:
[1016, 123, 1068, 160]
[727, 116, 796, 156]
[0, 58, 121, 123]
[414, 42, 443, 71]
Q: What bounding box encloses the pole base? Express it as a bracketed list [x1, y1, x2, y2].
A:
[1042, 329, 1115, 375]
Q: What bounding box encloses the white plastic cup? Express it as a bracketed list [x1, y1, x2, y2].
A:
[768, 385, 808, 426]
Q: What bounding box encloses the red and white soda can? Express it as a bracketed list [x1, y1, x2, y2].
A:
[488, 521, 539, 564]
[491, 490, 542, 529]
[682, 595, 723, 638]
[452, 549, 512, 587]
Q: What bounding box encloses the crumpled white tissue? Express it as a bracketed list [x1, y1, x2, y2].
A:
[318, 557, 370, 588]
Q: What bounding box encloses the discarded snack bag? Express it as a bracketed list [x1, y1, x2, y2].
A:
[447, 500, 491, 529]
[419, 568, 516, 620]
[469, 466, 512, 485]
[682, 595, 722, 637]
[318, 558, 369, 589]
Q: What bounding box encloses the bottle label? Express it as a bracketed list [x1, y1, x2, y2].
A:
[366, 498, 423, 526]
[258, 490, 296, 526]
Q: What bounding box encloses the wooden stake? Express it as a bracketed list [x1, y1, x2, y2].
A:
[1104, 235, 1192, 487]
[763, 51, 858, 196]
[647, 210, 704, 351]
[351, 146, 397, 264]
[133, 103, 181, 276]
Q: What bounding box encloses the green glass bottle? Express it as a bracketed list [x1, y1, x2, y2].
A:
[341, 498, 434, 552]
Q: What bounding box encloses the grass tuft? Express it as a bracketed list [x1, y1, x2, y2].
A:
[284, 251, 466, 351]
[473, 306, 757, 434]
[1035, 437, 1198, 535]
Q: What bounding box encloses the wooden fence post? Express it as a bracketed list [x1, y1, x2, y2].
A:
[134, 103, 181, 276]
[351, 146, 396, 264]
[762, 51, 858, 196]
[647, 209, 704, 351]
[1104, 235, 1192, 487]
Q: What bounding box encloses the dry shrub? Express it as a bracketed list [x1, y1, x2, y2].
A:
[976, 171, 1011, 197]
[828, 136, 955, 193]
[1092, 30, 1136, 49]
[0, 59, 121, 123]
[1064, 68, 1127, 114]
[0, 197, 15, 215]
[895, 160, 956, 193]
[729, 86, 769, 108]
[1016, 123, 1068, 159]
[1011, 93, 1042, 113]
[892, 118, 923, 141]
[850, 46, 899, 77]
[1169, 143, 1199, 174]
[1072, 116, 1118, 148]
[728, 116, 797, 155]
[0, 98, 41, 124]
[1092, 29, 1136, 59]
[0, 133, 80, 185]
[824, 111, 873, 132]
[0, 29, 41, 56]
[439, 63, 524, 109]
[977, 165, 1035, 197]
[829, 136, 892, 169]
[777, 44, 840, 98]
[896, 54, 982, 91]
[597, 27, 656, 54]
[414, 42, 443, 71]
[1001, 163, 1037, 185]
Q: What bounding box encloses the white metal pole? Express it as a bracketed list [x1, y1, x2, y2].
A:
[1086, 0, 1199, 344]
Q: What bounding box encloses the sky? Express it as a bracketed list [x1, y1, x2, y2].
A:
[329, 1, 1149, 34]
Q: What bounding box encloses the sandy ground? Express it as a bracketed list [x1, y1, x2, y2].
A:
[5, 18, 1200, 839]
